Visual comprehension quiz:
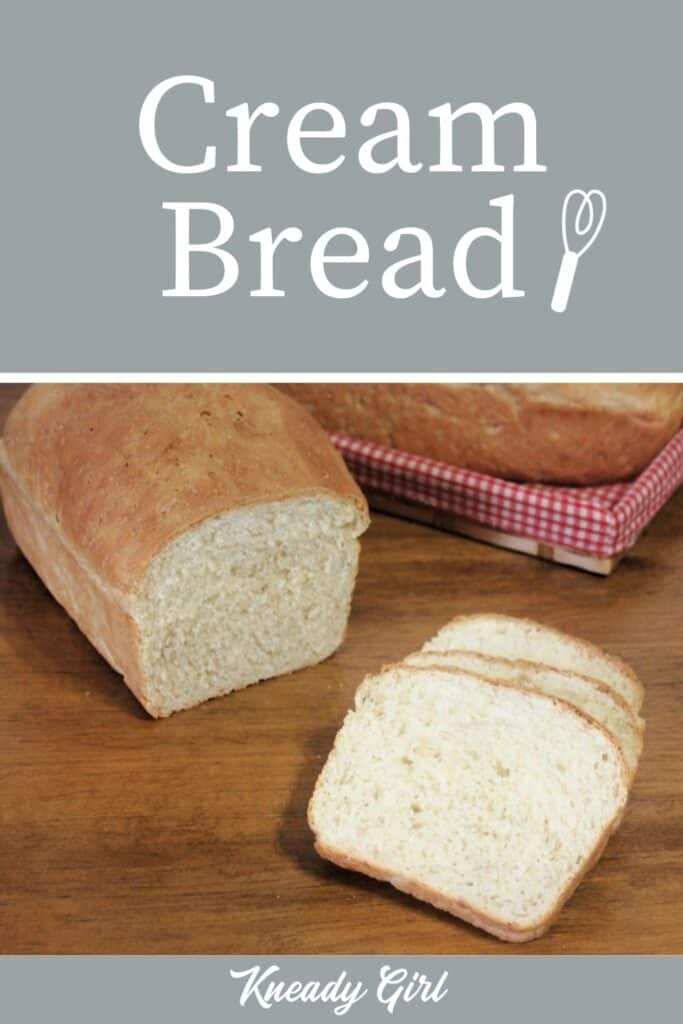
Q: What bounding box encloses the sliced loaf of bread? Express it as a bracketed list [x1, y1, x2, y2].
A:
[422, 614, 643, 713]
[403, 649, 643, 780]
[309, 665, 629, 942]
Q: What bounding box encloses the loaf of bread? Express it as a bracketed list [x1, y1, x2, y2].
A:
[0, 384, 369, 717]
[277, 383, 683, 484]
[309, 664, 629, 942]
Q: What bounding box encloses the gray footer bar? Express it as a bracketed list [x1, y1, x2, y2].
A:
[1, 956, 678, 1024]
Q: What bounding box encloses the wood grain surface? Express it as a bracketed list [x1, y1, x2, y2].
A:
[0, 383, 681, 954]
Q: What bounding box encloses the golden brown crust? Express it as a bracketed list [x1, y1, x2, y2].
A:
[0, 453, 148, 707]
[309, 664, 630, 942]
[1, 384, 369, 593]
[278, 383, 683, 484]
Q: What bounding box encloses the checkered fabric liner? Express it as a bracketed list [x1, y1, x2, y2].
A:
[331, 428, 683, 558]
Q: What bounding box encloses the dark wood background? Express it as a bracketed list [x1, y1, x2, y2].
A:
[1, 383, 681, 954]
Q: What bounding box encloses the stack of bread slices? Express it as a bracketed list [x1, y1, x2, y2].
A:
[309, 614, 644, 941]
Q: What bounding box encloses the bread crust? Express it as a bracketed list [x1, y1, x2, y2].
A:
[309, 664, 630, 942]
[426, 613, 645, 713]
[1, 384, 369, 593]
[0, 385, 370, 716]
[0, 454, 148, 706]
[277, 383, 683, 484]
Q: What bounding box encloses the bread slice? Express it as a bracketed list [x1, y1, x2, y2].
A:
[309, 665, 629, 941]
[403, 650, 643, 780]
[422, 614, 643, 713]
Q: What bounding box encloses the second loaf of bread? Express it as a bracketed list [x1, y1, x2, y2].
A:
[277, 383, 683, 484]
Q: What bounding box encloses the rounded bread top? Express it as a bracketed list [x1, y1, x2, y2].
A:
[2, 383, 369, 593]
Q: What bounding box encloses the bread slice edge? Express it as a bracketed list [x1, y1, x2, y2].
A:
[422, 613, 644, 713]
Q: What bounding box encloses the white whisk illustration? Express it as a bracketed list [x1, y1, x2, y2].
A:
[551, 189, 606, 313]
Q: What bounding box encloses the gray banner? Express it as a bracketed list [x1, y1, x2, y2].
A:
[2, 0, 681, 371]
[2, 956, 679, 1024]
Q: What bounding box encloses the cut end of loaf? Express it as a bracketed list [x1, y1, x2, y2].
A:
[135, 496, 366, 717]
[309, 666, 628, 938]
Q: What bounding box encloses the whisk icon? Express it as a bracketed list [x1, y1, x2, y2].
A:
[551, 189, 606, 313]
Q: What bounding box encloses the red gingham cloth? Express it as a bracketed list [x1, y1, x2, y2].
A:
[331, 428, 683, 558]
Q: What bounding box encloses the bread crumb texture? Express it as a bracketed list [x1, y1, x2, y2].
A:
[310, 666, 628, 935]
[137, 496, 364, 716]
[404, 649, 643, 777]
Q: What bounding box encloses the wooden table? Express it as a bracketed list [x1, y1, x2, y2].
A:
[1, 383, 681, 954]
